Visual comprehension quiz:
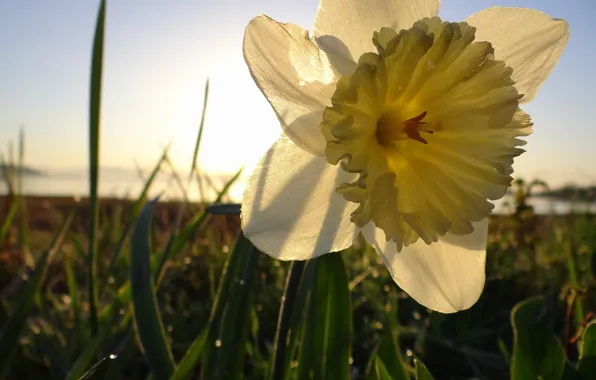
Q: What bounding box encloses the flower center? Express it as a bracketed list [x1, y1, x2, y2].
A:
[320, 17, 533, 250]
[376, 110, 434, 145]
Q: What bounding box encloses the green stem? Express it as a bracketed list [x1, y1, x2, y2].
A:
[269, 260, 306, 380]
[566, 239, 584, 328]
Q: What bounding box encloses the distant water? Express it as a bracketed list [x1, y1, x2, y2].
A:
[1, 169, 595, 215]
[0, 168, 245, 204]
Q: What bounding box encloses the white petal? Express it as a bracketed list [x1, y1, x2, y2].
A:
[243, 15, 341, 156]
[363, 219, 488, 313]
[313, 0, 440, 61]
[242, 134, 359, 260]
[466, 7, 569, 103]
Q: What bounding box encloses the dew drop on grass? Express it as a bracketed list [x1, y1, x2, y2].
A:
[109, 354, 118, 360]
[215, 339, 222, 347]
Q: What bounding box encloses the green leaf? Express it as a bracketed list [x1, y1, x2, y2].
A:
[200, 233, 261, 380]
[511, 297, 566, 380]
[578, 321, 596, 378]
[87, 0, 106, 335]
[0, 211, 72, 376]
[415, 359, 434, 380]
[297, 253, 352, 380]
[130, 199, 176, 380]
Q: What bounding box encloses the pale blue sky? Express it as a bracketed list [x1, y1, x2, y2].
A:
[0, 0, 594, 187]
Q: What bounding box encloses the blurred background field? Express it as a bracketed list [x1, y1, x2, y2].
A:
[1, 153, 596, 379]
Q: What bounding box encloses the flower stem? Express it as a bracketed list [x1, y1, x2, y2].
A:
[269, 260, 306, 380]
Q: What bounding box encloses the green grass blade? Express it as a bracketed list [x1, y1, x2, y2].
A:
[130, 199, 176, 380]
[95, 172, 240, 376]
[367, 309, 409, 380]
[297, 253, 352, 380]
[64, 323, 112, 380]
[16, 127, 30, 265]
[170, 329, 208, 380]
[132, 148, 169, 213]
[191, 79, 209, 200]
[165, 155, 190, 203]
[99, 211, 209, 326]
[366, 357, 393, 380]
[282, 262, 315, 380]
[99, 147, 169, 295]
[64, 257, 83, 352]
[414, 359, 434, 380]
[269, 261, 305, 380]
[0, 211, 73, 376]
[87, 0, 106, 335]
[191, 78, 209, 175]
[101, 327, 137, 380]
[165, 167, 241, 262]
[200, 233, 261, 380]
[0, 200, 18, 243]
[0, 153, 16, 195]
[216, 167, 243, 202]
[195, 166, 218, 196]
[197, 166, 243, 208]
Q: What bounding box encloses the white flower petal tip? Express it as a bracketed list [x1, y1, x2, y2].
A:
[466, 7, 569, 103]
[364, 219, 489, 313]
[314, 0, 440, 60]
[242, 15, 339, 156]
[241, 135, 360, 261]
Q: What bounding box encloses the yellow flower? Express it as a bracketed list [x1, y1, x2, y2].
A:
[241, 0, 568, 313]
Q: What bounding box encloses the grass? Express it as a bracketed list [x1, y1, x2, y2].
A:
[0, 183, 595, 379]
[0, 2, 595, 379]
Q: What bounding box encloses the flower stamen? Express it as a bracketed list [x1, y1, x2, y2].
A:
[404, 111, 432, 145]
[376, 111, 433, 145]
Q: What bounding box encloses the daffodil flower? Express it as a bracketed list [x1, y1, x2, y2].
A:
[241, 0, 568, 313]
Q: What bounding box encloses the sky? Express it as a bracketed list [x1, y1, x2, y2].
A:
[0, 0, 594, 188]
